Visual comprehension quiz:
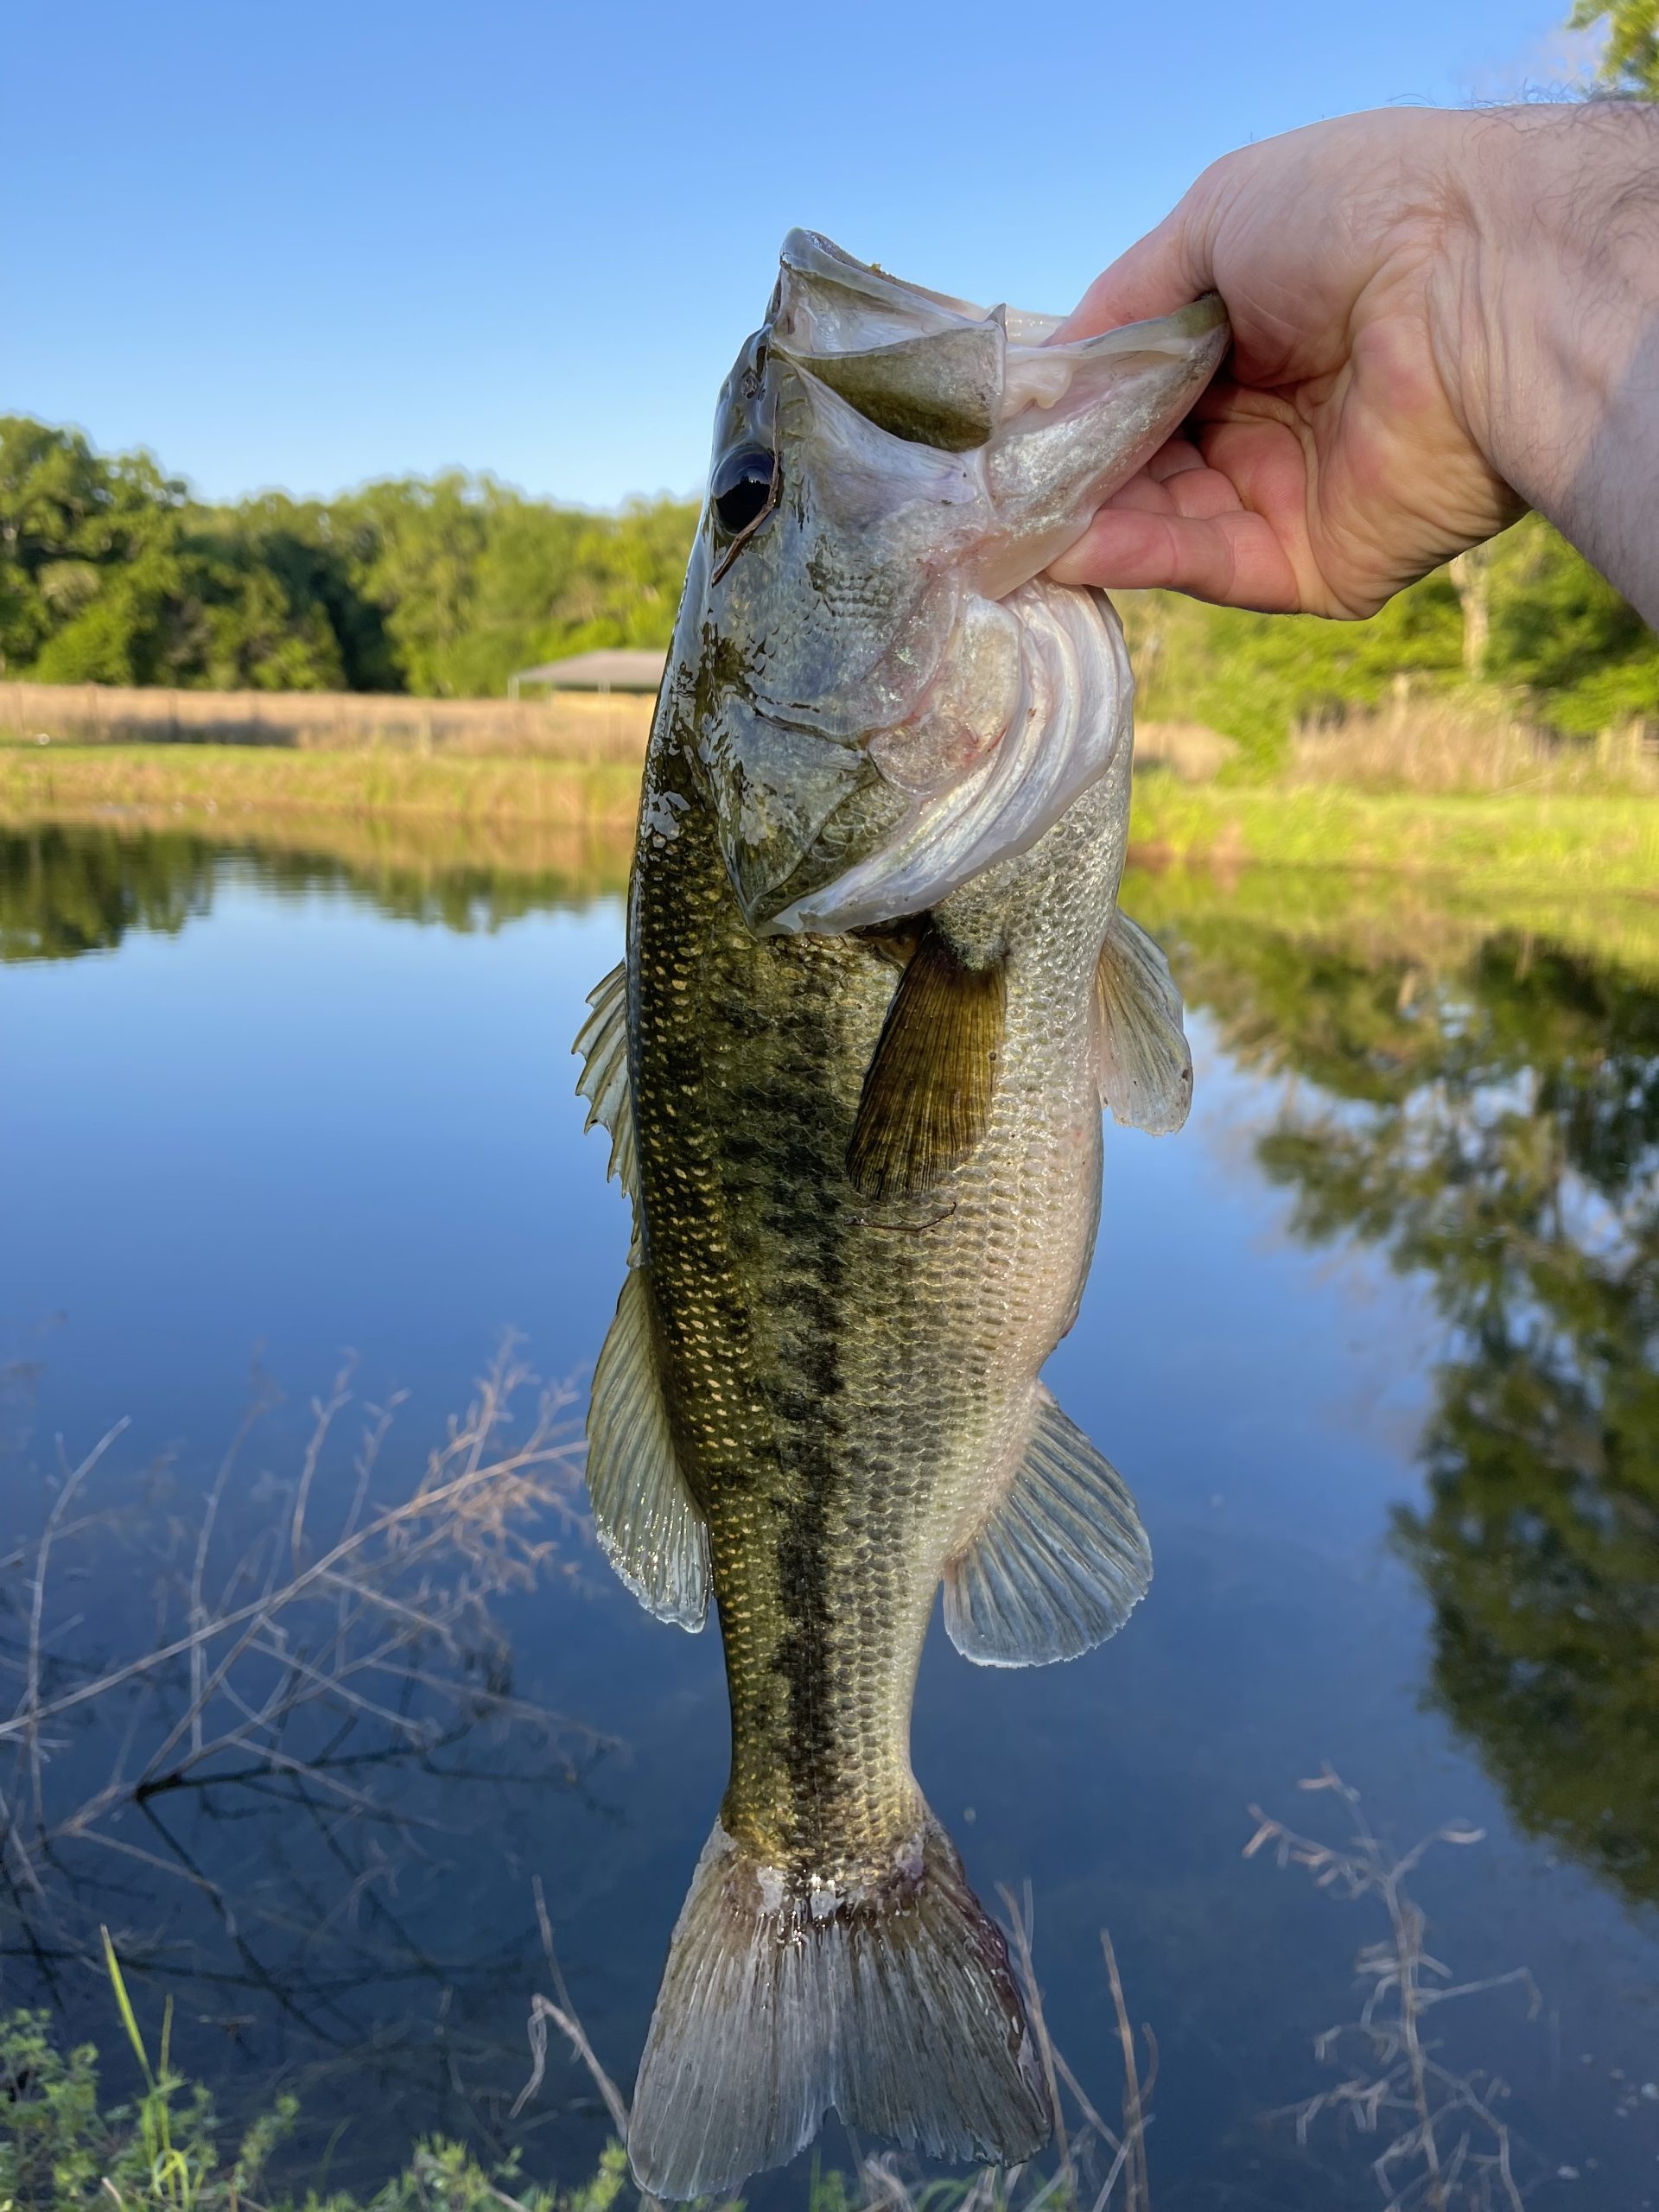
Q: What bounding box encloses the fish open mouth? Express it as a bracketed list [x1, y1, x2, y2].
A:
[759, 579, 1135, 936]
[701, 238, 1230, 938]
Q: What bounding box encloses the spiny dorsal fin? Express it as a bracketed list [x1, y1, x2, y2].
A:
[944, 1385, 1151, 1667]
[587, 1266, 709, 1631]
[847, 927, 1006, 1200]
[574, 960, 638, 1194]
[1094, 909, 1192, 1135]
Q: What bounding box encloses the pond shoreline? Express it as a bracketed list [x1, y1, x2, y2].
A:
[5, 739, 1659, 905]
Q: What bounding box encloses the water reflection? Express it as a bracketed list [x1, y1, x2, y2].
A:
[1, 824, 217, 959]
[6, 823, 1659, 2202]
[0, 822, 632, 959]
[0, 1349, 615, 2179]
[1155, 896, 1659, 1909]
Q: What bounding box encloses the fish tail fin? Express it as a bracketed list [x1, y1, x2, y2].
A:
[627, 1813, 1052, 2200]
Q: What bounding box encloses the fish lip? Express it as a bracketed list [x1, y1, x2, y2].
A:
[1101, 292, 1228, 346]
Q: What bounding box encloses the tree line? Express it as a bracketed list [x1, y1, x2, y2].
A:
[2, 411, 1653, 746]
[0, 415, 698, 701]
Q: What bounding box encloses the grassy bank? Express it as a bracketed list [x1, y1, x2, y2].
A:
[1128, 771, 1659, 899]
[5, 734, 1659, 911]
[0, 741, 640, 847]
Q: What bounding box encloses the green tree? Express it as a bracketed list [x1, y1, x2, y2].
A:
[1487, 514, 1659, 733]
[1571, 0, 1659, 94]
[0, 418, 696, 700]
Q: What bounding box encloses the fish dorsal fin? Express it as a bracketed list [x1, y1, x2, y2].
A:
[587, 1265, 709, 1631]
[574, 960, 638, 1195]
[944, 1386, 1151, 1667]
[847, 926, 1006, 1200]
[1094, 910, 1193, 1136]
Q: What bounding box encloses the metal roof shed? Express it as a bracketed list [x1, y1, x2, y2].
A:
[508, 649, 667, 700]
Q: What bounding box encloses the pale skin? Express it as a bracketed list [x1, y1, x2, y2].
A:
[1047, 104, 1659, 628]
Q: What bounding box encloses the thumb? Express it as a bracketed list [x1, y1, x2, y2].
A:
[1049, 194, 1217, 343]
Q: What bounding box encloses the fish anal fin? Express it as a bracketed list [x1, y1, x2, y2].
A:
[1094, 908, 1192, 1136]
[848, 926, 1006, 1200]
[628, 1813, 1051, 2199]
[574, 960, 639, 1195]
[587, 1266, 709, 1631]
[944, 1386, 1151, 1668]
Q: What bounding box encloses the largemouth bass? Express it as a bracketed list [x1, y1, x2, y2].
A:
[575, 232, 1226, 2199]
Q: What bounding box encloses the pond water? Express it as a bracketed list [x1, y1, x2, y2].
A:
[3, 822, 1659, 2209]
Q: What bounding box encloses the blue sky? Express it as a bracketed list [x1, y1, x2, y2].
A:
[7, 0, 1586, 509]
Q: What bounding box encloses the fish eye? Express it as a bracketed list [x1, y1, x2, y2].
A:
[711, 445, 777, 538]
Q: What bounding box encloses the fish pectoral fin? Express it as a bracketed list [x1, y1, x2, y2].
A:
[847, 925, 1007, 1200]
[587, 1265, 709, 1631]
[1093, 907, 1193, 1136]
[944, 1386, 1151, 1668]
[574, 959, 639, 1197]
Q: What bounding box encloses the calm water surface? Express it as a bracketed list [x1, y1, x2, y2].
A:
[3, 826, 1658, 2209]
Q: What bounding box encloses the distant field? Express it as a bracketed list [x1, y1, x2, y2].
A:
[0, 738, 640, 827]
[0, 678, 654, 759]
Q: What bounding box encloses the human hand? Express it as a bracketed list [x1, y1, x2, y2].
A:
[1046, 108, 1605, 619]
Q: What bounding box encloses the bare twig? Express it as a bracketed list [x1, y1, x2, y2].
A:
[513, 1877, 663, 2211]
[998, 1884, 1071, 2188]
[1249, 1769, 1543, 2210]
[0, 1344, 592, 1900]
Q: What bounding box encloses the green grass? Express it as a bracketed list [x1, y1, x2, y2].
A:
[4, 735, 1659, 912]
[0, 1999, 628, 2212]
[1126, 770, 1659, 899]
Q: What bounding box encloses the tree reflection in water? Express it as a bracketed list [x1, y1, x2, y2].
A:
[0, 822, 632, 960]
[1, 824, 217, 958]
[1160, 887, 1659, 1909]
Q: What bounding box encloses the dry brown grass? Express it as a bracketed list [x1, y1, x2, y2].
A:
[1133, 721, 1238, 781]
[0, 680, 654, 761]
[1287, 695, 1659, 797]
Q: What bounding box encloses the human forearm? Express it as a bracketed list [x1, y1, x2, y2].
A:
[1457, 103, 1659, 626]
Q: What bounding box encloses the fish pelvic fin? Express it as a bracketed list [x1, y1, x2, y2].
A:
[944, 1385, 1151, 1668]
[574, 960, 639, 1196]
[628, 1814, 1052, 2200]
[587, 1264, 710, 1631]
[847, 925, 1007, 1201]
[1094, 909, 1192, 1136]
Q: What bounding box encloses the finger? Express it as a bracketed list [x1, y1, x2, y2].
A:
[1048, 184, 1219, 343]
[1143, 438, 1211, 482]
[1160, 465, 1246, 522]
[1046, 504, 1303, 613]
[1134, 445, 1245, 520]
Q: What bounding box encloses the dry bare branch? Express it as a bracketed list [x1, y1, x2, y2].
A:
[1249, 1771, 1545, 2210]
[0, 1343, 594, 1904]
